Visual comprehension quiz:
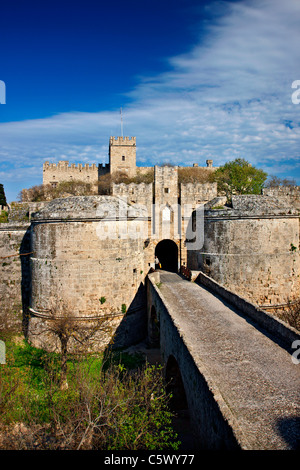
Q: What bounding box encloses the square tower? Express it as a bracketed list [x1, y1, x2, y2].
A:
[109, 136, 136, 177]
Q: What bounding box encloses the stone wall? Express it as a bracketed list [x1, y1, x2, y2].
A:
[180, 182, 218, 210]
[43, 160, 99, 187]
[0, 223, 31, 333]
[29, 196, 150, 351]
[194, 271, 300, 350]
[188, 196, 300, 306]
[262, 186, 300, 211]
[109, 136, 136, 177]
[112, 182, 153, 213]
[8, 202, 47, 222]
[146, 272, 242, 450]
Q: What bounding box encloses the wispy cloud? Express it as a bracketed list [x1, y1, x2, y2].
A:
[1, 0, 300, 201]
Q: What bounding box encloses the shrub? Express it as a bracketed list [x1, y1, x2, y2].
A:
[178, 167, 213, 184]
[0, 339, 180, 450]
[0, 210, 8, 223]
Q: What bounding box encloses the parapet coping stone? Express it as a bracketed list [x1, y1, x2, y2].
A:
[31, 195, 149, 221]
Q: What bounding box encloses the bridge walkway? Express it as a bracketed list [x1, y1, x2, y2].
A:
[158, 271, 300, 450]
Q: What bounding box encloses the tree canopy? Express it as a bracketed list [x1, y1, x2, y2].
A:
[211, 158, 268, 197]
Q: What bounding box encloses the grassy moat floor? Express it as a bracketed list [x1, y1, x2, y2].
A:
[0, 334, 192, 451]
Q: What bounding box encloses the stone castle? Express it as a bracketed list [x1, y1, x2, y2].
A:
[1, 136, 300, 352]
[43, 135, 215, 186]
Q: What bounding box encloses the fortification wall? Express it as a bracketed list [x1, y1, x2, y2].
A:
[0, 223, 31, 333]
[189, 201, 300, 306]
[28, 196, 149, 351]
[180, 182, 218, 209]
[262, 186, 300, 211]
[112, 182, 153, 213]
[43, 160, 99, 186]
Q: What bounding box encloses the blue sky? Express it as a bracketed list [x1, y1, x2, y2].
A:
[1, 0, 300, 202]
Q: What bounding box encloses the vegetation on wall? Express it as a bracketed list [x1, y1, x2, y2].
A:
[20, 169, 155, 201]
[19, 180, 97, 202]
[178, 167, 213, 184]
[98, 169, 154, 195]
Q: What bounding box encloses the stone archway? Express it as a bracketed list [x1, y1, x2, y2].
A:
[155, 239, 178, 272]
[165, 355, 188, 411]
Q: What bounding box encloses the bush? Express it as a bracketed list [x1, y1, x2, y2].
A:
[0, 210, 8, 223]
[19, 180, 97, 202]
[0, 338, 180, 450]
[178, 167, 213, 184]
[98, 170, 154, 195]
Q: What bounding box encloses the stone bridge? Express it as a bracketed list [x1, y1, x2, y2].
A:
[146, 270, 300, 450]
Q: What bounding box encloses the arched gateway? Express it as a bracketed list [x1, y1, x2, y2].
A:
[155, 239, 178, 272]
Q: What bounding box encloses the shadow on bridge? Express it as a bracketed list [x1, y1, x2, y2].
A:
[276, 416, 300, 450]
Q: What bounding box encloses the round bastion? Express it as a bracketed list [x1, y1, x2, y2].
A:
[28, 196, 149, 351]
[190, 195, 300, 307]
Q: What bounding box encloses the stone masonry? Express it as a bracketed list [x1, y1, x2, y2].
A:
[1, 135, 299, 352]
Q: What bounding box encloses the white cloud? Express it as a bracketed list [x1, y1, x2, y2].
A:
[1, 0, 300, 201]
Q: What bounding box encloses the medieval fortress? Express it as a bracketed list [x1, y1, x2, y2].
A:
[1, 135, 300, 351]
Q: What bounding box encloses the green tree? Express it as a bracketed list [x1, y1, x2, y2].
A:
[212, 158, 267, 197]
[0, 184, 7, 206]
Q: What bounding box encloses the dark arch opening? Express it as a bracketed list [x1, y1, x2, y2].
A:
[165, 355, 188, 411]
[155, 239, 178, 273]
[149, 305, 160, 347]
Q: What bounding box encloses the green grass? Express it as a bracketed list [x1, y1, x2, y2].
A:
[0, 210, 8, 223]
[0, 336, 180, 450]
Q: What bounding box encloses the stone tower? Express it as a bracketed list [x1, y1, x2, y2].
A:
[153, 165, 180, 241]
[109, 136, 136, 177]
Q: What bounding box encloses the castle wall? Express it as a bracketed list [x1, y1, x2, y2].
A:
[112, 182, 153, 213]
[43, 160, 99, 188]
[262, 186, 300, 211]
[180, 182, 218, 209]
[0, 223, 31, 332]
[188, 199, 300, 306]
[28, 196, 149, 351]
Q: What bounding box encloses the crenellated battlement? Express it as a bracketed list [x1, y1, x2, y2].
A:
[42, 136, 219, 192]
[262, 186, 300, 197]
[43, 161, 98, 171]
[43, 160, 99, 186]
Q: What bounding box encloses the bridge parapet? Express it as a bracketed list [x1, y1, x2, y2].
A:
[194, 271, 300, 353]
[147, 272, 246, 450]
[146, 271, 300, 450]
